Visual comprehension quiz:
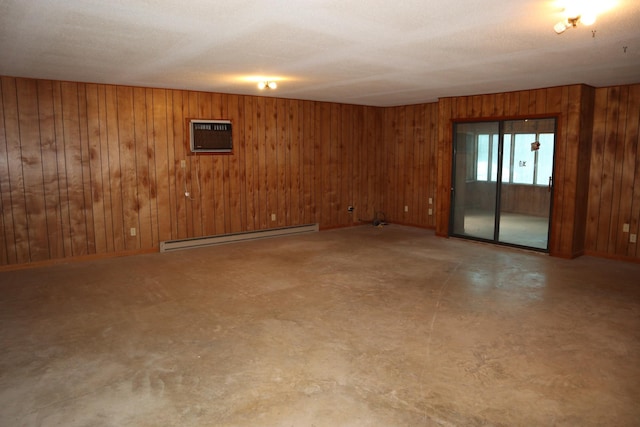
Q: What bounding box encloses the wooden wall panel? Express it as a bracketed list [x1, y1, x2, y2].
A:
[586, 84, 640, 260]
[2, 75, 638, 267]
[380, 103, 438, 229]
[0, 76, 384, 267]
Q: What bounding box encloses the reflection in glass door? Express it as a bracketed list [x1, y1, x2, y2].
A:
[450, 118, 556, 251]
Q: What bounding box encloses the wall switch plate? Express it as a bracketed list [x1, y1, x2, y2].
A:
[428, 208, 433, 216]
[180, 159, 186, 169]
[631, 234, 637, 243]
[271, 213, 276, 221]
[130, 228, 136, 236]
[428, 197, 433, 204]
[623, 223, 630, 232]
[404, 205, 408, 212]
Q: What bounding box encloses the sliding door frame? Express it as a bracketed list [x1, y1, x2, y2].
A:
[449, 116, 558, 253]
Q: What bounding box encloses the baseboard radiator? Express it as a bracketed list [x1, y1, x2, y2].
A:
[160, 223, 319, 253]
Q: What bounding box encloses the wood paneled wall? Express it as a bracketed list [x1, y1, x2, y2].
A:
[586, 84, 640, 260]
[380, 103, 439, 228]
[1, 75, 639, 268]
[435, 85, 595, 259]
[0, 77, 384, 267]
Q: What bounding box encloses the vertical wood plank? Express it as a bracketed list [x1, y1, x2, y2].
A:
[219, 94, 231, 234]
[132, 87, 152, 249]
[586, 87, 608, 250]
[102, 85, 125, 252]
[288, 99, 302, 226]
[0, 79, 9, 265]
[185, 91, 200, 237]
[265, 97, 278, 229]
[76, 84, 96, 255]
[316, 102, 329, 226]
[596, 86, 619, 252]
[150, 89, 172, 243]
[227, 94, 244, 233]
[60, 82, 90, 256]
[37, 80, 65, 260]
[277, 98, 288, 227]
[84, 84, 108, 254]
[352, 105, 364, 224]
[16, 78, 49, 261]
[608, 86, 629, 254]
[615, 86, 637, 256]
[384, 108, 397, 220]
[143, 89, 159, 247]
[428, 103, 438, 228]
[436, 97, 453, 236]
[329, 103, 340, 226]
[244, 96, 257, 231]
[303, 101, 316, 224]
[171, 91, 188, 239]
[115, 86, 138, 251]
[213, 92, 228, 235]
[337, 105, 355, 226]
[2, 78, 30, 263]
[94, 85, 115, 253]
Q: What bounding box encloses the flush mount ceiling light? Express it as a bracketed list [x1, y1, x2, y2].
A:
[257, 81, 277, 90]
[554, 13, 596, 34]
[553, 1, 603, 34]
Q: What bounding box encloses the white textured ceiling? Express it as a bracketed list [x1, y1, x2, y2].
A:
[1, 0, 639, 106]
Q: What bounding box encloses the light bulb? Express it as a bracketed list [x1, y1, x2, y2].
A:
[554, 21, 568, 34]
[267, 81, 277, 89]
[257, 81, 266, 90]
[581, 13, 596, 25]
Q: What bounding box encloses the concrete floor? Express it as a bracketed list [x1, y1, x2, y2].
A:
[1, 225, 639, 426]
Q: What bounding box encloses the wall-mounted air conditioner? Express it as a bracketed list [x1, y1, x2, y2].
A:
[189, 119, 232, 154]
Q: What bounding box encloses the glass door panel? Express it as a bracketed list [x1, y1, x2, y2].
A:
[498, 118, 555, 249]
[451, 122, 500, 241]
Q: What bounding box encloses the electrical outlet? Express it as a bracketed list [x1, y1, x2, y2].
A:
[623, 223, 630, 233]
[404, 205, 409, 212]
[428, 208, 433, 216]
[130, 227, 136, 236]
[428, 197, 433, 205]
[271, 213, 276, 221]
[180, 159, 186, 169]
[630, 234, 637, 243]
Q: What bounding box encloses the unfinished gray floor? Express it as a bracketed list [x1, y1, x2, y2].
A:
[1, 225, 639, 426]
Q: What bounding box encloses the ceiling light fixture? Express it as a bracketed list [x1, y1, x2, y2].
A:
[257, 81, 277, 90]
[554, 6, 597, 34]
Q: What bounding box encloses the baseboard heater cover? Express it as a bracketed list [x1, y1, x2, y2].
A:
[160, 223, 319, 252]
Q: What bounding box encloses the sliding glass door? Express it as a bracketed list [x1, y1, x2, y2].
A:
[450, 118, 556, 251]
